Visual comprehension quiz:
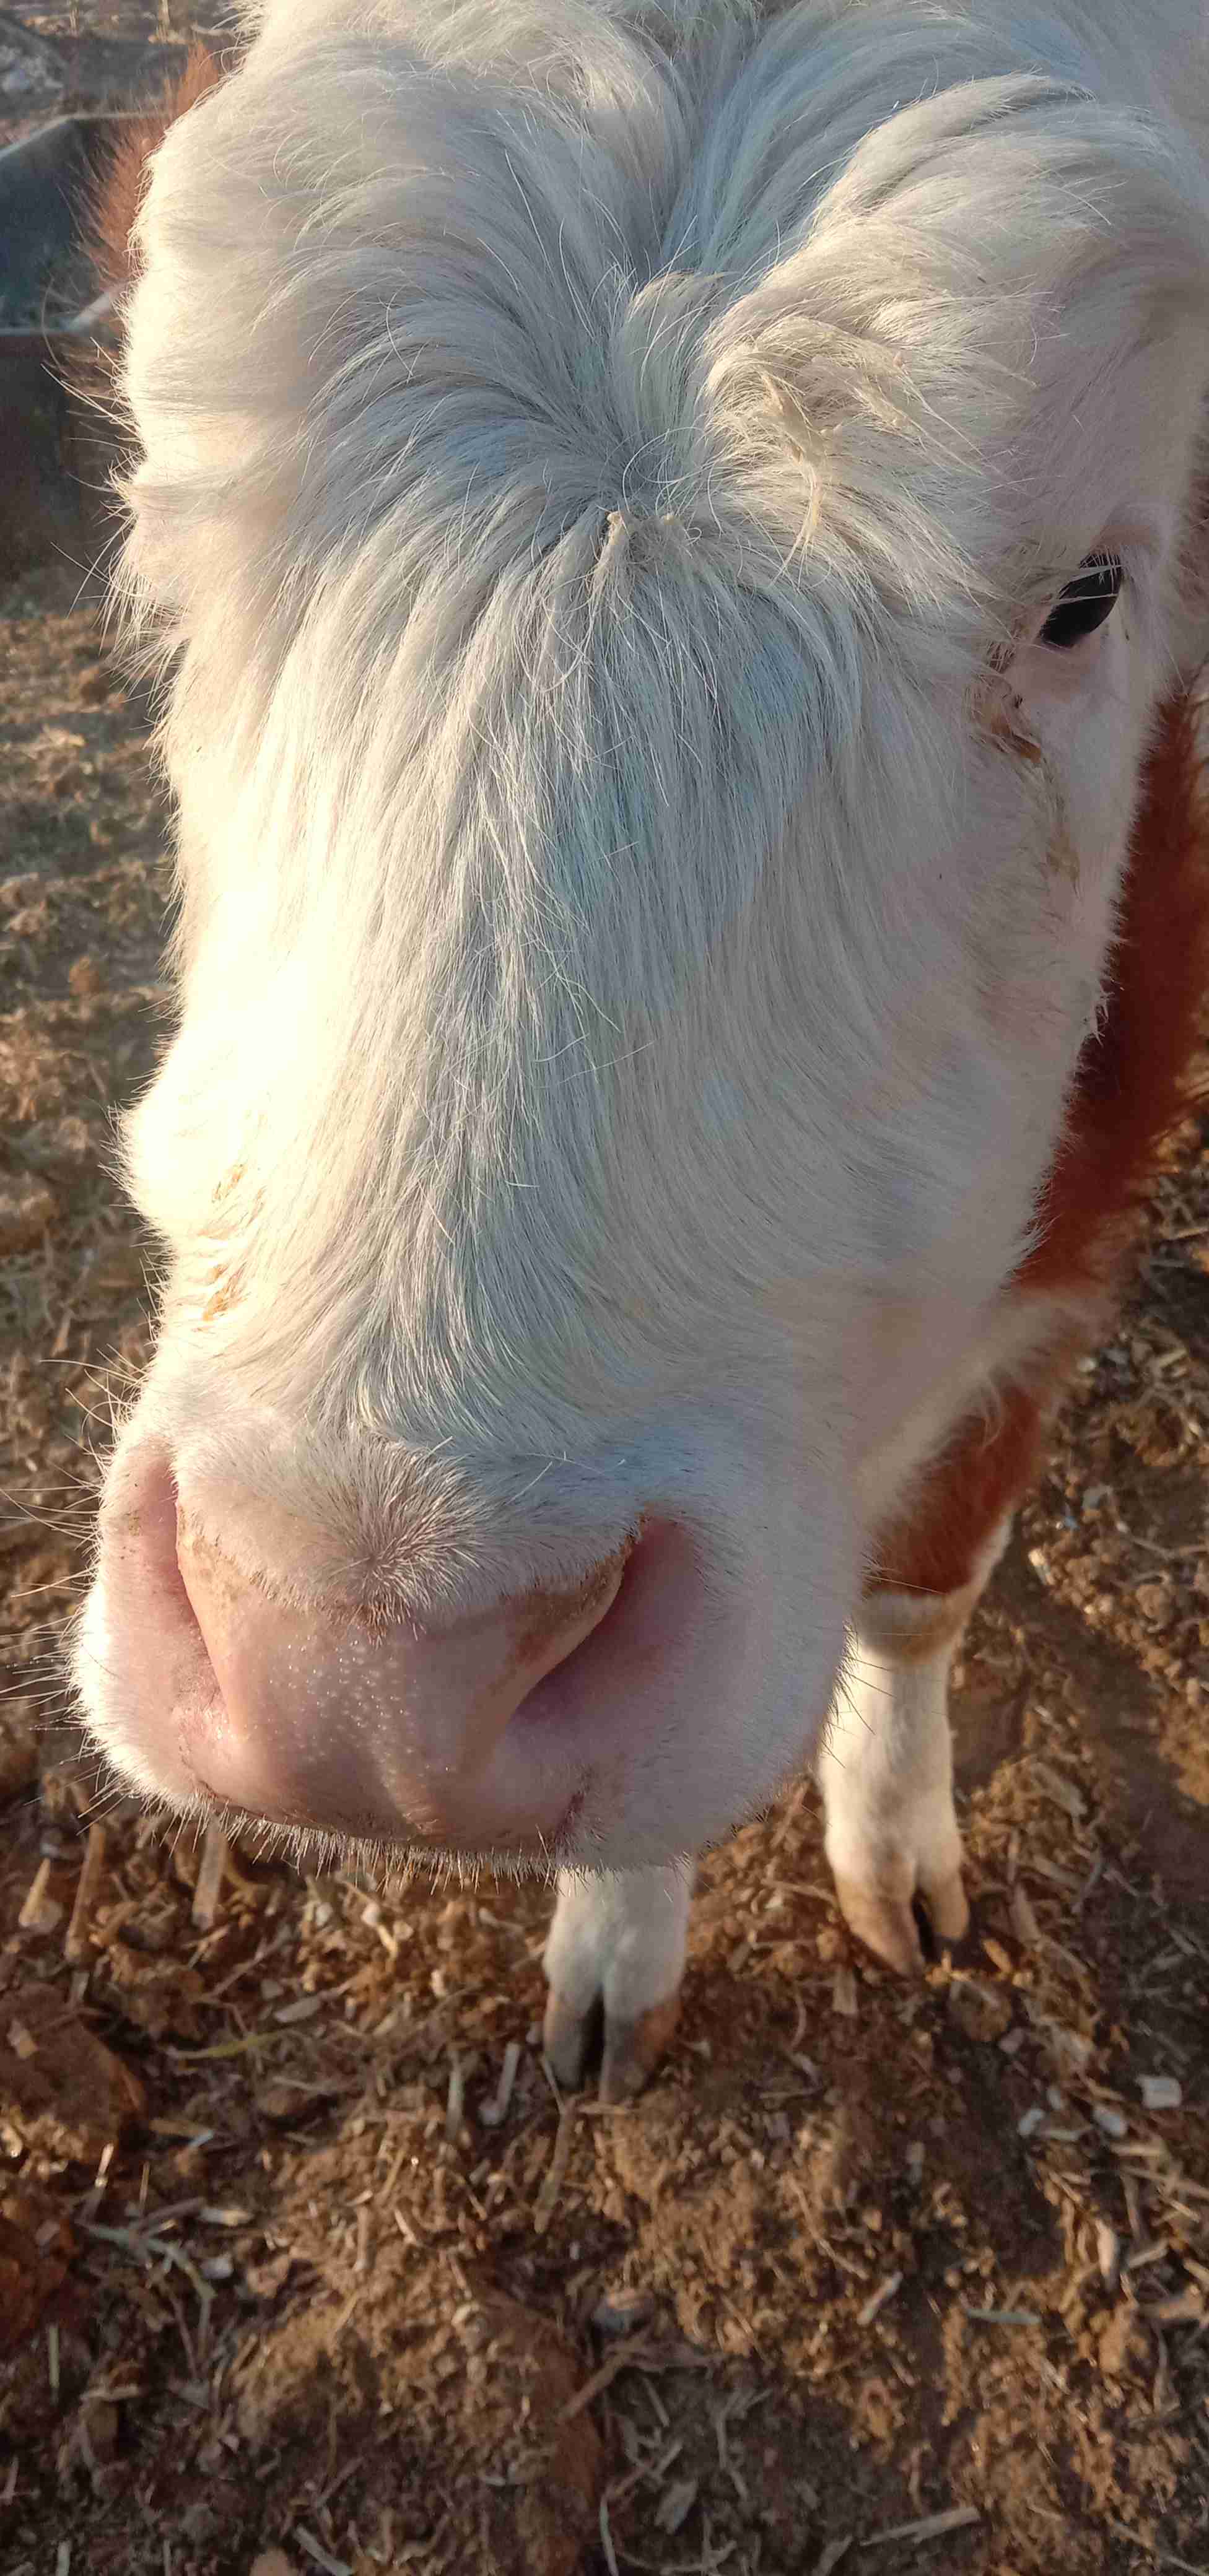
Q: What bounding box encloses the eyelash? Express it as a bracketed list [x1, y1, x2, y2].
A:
[1038, 554, 1124, 650]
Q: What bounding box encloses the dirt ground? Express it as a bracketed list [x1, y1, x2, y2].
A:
[2, 17, 1209, 2576]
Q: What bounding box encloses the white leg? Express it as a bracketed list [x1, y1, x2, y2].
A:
[543, 1863, 694, 2102]
[820, 1521, 1009, 1973]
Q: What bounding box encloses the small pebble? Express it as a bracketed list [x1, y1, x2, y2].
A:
[1093, 2104, 1128, 2140]
[1138, 2074, 1182, 2112]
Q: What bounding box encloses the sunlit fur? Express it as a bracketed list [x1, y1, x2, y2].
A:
[76, 0, 1209, 1873]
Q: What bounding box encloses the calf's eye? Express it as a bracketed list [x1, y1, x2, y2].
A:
[1039, 553, 1124, 649]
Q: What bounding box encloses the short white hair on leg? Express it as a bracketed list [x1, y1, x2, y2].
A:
[821, 1515, 1013, 1970]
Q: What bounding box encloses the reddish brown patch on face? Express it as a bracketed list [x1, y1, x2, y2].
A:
[870, 1367, 1063, 1606]
[200, 1267, 241, 1326]
[1028, 691, 1209, 1295]
[870, 689, 1209, 1605]
[985, 697, 1045, 765]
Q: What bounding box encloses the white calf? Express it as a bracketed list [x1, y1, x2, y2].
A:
[76, 0, 1209, 2094]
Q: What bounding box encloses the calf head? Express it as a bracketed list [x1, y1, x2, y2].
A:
[77, 0, 1209, 1875]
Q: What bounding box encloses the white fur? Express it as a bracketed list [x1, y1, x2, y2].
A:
[821, 1519, 1011, 1918]
[544, 1863, 694, 2026]
[76, 3, 1209, 1913]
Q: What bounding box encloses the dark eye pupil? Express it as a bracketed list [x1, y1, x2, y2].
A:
[1039, 553, 1124, 648]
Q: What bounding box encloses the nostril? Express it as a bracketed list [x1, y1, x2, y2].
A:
[512, 1537, 637, 1715]
[506, 1544, 631, 1701]
[510, 1518, 688, 1731]
[108, 1443, 196, 1627]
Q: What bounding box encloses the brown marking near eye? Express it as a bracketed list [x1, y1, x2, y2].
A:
[1047, 816, 1081, 889]
[979, 690, 1080, 882]
[201, 1268, 242, 1325]
[982, 693, 1045, 764]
